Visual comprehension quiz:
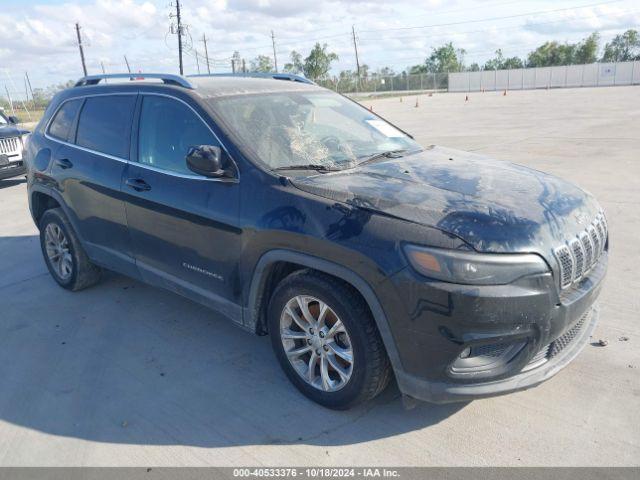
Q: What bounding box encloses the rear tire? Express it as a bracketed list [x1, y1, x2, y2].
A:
[268, 270, 391, 409]
[39, 208, 102, 291]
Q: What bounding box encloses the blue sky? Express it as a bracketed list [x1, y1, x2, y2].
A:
[1, 0, 639, 96]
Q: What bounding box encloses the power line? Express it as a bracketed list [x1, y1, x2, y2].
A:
[356, 7, 640, 43]
[358, 0, 624, 34]
[201, 0, 626, 60]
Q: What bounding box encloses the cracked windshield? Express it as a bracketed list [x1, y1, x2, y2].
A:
[211, 91, 422, 171]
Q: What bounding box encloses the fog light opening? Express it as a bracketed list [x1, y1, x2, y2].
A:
[450, 341, 527, 375]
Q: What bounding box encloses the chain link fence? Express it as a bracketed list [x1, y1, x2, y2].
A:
[317, 72, 450, 96]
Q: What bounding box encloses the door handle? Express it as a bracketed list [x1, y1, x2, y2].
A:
[55, 158, 73, 169]
[125, 178, 151, 192]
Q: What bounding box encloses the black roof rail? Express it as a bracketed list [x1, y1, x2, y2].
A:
[74, 73, 194, 89]
[187, 72, 316, 85]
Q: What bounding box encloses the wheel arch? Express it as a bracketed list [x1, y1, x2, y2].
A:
[30, 189, 61, 226]
[244, 249, 403, 373]
[29, 186, 83, 241]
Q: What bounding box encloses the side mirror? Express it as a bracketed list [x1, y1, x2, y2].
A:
[186, 145, 227, 178]
[8, 116, 19, 125]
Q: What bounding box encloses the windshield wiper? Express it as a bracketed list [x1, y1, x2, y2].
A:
[273, 164, 343, 172]
[356, 149, 408, 166]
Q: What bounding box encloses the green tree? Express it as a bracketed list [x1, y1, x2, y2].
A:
[575, 32, 600, 64]
[483, 49, 523, 70]
[526, 41, 577, 67]
[467, 62, 480, 72]
[422, 42, 466, 72]
[302, 43, 338, 80]
[601, 29, 640, 61]
[283, 50, 304, 74]
[250, 55, 274, 73]
[409, 64, 427, 74]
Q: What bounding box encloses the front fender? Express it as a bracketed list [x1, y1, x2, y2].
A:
[244, 249, 405, 374]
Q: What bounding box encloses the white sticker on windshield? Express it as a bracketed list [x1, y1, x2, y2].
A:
[366, 120, 406, 138]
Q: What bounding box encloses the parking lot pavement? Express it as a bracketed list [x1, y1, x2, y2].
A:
[0, 86, 638, 466]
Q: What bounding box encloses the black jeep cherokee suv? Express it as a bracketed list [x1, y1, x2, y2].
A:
[25, 74, 608, 409]
[0, 110, 29, 180]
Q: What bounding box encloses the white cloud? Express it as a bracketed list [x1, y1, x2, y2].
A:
[1, 0, 638, 95]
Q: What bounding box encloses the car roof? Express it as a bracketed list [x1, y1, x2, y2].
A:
[68, 74, 324, 100]
[190, 76, 323, 98]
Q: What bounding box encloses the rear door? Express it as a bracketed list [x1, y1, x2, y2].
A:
[47, 93, 138, 277]
[123, 93, 242, 322]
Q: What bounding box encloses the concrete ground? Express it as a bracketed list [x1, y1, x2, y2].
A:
[0, 86, 638, 466]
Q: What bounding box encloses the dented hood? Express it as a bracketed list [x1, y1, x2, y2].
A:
[291, 146, 602, 256]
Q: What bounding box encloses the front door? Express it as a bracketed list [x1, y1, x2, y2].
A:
[122, 93, 242, 322]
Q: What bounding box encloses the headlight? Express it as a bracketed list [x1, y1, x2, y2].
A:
[404, 244, 549, 285]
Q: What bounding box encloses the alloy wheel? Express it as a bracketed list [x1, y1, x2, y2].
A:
[280, 295, 354, 392]
[44, 223, 73, 280]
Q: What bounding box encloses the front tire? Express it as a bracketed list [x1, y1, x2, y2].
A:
[268, 270, 391, 409]
[39, 208, 102, 291]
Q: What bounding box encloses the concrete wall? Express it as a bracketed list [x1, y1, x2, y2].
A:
[449, 61, 640, 92]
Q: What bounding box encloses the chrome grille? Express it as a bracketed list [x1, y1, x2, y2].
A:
[0, 137, 20, 155]
[554, 210, 607, 290]
[554, 245, 574, 289]
[600, 214, 608, 240]
[579, 232, 594, 270]
[570, 239, 585, 279]
[588, 225, 600, 258]
[595, 218, 606, 255]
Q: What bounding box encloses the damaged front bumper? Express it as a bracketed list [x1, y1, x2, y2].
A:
[396, 305, 598, 403]
[383, 252, 607, 404]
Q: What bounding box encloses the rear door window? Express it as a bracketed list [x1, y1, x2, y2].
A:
[76, 95, 137, 159]
[48, 99, 82, 142]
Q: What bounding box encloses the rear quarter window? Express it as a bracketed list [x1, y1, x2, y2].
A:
[76, 95, 137, 159]
[47, 99, 82, 141]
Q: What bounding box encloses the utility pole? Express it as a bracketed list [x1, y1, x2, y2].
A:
[24, 77, 30, 104]
[202, 34, 211, 74]
[231, 59, 236, 74]
[4, 86, 16, 117]
[195, 51, 200, 74]
[351, 25, 361, 92]
[271, 30, 278, 72]
[124, 55, 131, 73]
[177, 0, 183, 75]
[25, 72, 34, 108]
[169, 0, 184, 75]
[75, 22, 88, 76]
